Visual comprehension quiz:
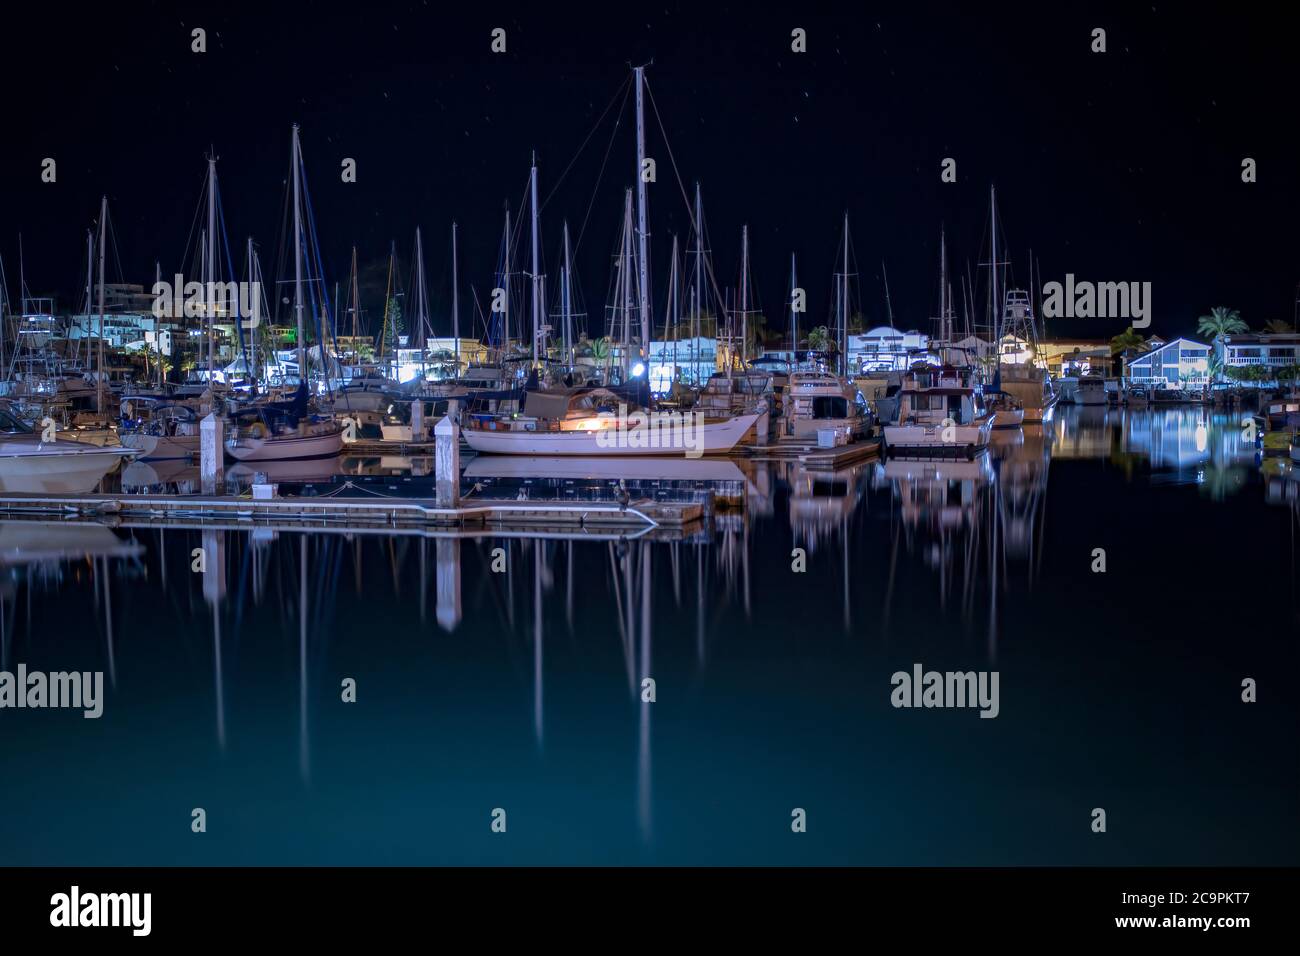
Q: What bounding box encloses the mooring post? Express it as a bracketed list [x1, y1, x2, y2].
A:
[435, 414, 459, 508]
[200, 412, 224, 496]
[411, 398, 425, 442]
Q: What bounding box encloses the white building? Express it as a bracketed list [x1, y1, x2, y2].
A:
[1124, 337, 1210, 387]
[853, 326, 930, 372]
[1215, 333, 1300, 375]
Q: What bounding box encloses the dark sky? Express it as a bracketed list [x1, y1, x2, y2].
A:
[2, 2, 1296, 342]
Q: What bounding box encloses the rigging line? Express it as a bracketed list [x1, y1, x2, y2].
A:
[541, 72, 632, 213]
[643, 78, 730, 330]
[573, 80, 632, 256]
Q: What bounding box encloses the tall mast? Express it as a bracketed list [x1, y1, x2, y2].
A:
[667, 234, 680, 379]
[206, 154, 217, 386]
[96, 195, 107, 415]
[882, 260, 894, 326]
[840, 213, 850, 378]
[349, 245, 359, 341]
[415, 226, 427, 379]
[991, 185, 1000, 364]
[789, 252, 798, 359]
[939, 225, 949, 343]
[529, 154, 542, 367]
[562, 221, 574, 371]
[634, 65, 651, 367]
[739, 224, 750, 373]
[291, 125, 305, 385]
[155, 260, 163, 387]
[621, 189, 633, 371]
[503, 207, 512, 354]
[451, 221, 460, 372]
[248, 239, 258, 384]
[693, 183, 703, 380]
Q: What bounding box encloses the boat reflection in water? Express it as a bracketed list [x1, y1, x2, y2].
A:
[1, 404, 1297, 866]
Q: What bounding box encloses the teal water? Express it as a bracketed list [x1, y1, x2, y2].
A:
[1, 406, 1296, 865]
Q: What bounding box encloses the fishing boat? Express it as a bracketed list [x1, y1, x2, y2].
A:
[882, 365, 992, 457]
[0, 402, 134, 493]
[462, 387, 760, 457]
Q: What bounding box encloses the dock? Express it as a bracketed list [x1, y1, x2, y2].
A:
[0, 491, 702, 534]
[740, 436, 881, 470]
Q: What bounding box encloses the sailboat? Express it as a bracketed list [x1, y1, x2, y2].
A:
[224, 126, 343, 462]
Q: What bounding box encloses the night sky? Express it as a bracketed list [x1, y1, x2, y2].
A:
[2, 3, 1296, 342]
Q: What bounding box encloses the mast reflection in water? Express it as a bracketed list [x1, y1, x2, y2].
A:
[0, 406, 1297, 865]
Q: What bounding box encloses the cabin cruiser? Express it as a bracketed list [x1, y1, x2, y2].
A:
[695, 370, 777, 443]
[1076, 373, 1108, 407]
[1124, 384, 1150, 407]
[462, 386, 761, 457]
[784, 370, 871, 443]
[119, 396, 202, 460]
[882, 365, 992, 457]
[0, 402, 135, 493]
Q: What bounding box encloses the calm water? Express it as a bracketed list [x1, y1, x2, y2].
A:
[2, 406, 1297, 865]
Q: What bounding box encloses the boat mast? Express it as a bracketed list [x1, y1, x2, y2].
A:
[96, 195, 107, 415]
[415, 225, 427, 380]
[742, 230, 752, 370]
[206, 154, 217, 388]
[451, 221, 460, 374]
[562, 221, 574, 371]
[529, 153, 543, 368]
[840, 213, 850, 378]
[634, 65, 652, 370]
[991, 184, 1000, 368]
[621, 189, 633, 374]
[155, 260, 163, 387]
[940, 225, 949, 343]
[503, 207, 512, 356]
[693, 183, 703, 382]
[248, 238, 259, 385]
[291, 125, 305, 387]
[789, 252, 798, 364]
[667, 234, 680, 380]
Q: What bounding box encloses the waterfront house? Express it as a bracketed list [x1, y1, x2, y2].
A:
[1123, 337, 1210, 387]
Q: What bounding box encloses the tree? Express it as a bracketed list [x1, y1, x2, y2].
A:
[1109, 327, 1147, 355]
[806, 326, 831, 352]
[1197, 306, 1247, 341]
[1263, 319, 1294, 333]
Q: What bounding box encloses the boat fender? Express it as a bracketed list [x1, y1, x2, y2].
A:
[248, 421, 268, 439]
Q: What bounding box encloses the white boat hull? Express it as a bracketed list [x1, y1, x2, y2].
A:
[883, 421, 991, 455]
[120, 432, 201, 460]
[990, 408, 1025, 428]
[225, 427, 345, 462]
[0, 442, 134, 494]
[463, 412, 760, 457]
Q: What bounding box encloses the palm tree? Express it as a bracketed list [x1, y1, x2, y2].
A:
[1109, 327, 1147, 355]
[806, 325, 831, 353]
[1197, 306, 1247, 342]
[1263, 319, 1293, 333]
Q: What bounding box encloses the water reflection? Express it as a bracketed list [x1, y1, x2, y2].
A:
[3, 405, 1299, 864]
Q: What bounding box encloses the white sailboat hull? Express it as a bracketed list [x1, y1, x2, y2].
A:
[225, 427, 345, 462]
[990, 408, 1025, 428]
[463, 412, 760, 457]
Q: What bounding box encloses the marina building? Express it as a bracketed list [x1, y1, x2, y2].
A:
[1215, 332, 1300, 375]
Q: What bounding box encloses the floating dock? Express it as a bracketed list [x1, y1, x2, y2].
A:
[0, 491, 701, 533]
[740, 436, 881, 470]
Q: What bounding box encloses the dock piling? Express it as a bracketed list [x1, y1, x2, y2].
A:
[200, 413, 224, 495]
[435, 415, 459, 508]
